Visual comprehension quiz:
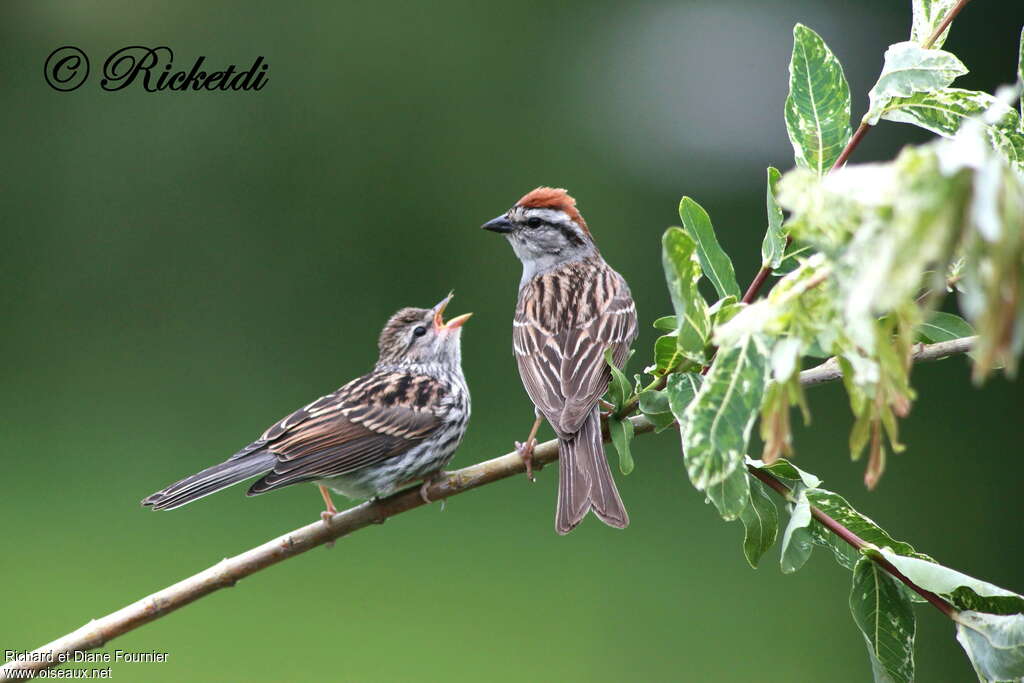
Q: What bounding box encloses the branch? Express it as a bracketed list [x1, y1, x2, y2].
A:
[921, 0, 973, 50]
[747, 466, 957, 618]
[0, 336, 977, 680]
[799, 335, 977, 386]
[829, 121, 871, 172]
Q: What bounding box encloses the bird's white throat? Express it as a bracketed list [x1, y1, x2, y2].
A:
[508, 234, 596, 289]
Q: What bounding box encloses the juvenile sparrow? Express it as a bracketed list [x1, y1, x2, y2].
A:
[483, 187, 637, 534]
[142, 295, 472, 519]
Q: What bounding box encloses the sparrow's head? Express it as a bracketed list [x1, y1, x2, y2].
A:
[376, 294, 471, 369]
[481, 187, 597, 273]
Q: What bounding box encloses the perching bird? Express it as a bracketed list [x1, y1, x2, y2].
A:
[142, 295, 472, 520]
[482, 187, 637, 534]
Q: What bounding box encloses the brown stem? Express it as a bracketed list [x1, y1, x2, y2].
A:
[746, 465, 957, 618]
[922, 0, 973, 50]
[830, 121, 871, 172]
[741, 233, 795, 306]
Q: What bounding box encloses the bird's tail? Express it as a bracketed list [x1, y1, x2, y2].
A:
[555, 407, 629, 534]
[141, 451, 276, 511]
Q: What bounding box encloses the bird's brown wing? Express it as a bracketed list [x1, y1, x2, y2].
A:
[514, 263, 638, 437]
[558, 271, 637, 432]
[513, 313, 567, 433]
[244, 371, 442, 492]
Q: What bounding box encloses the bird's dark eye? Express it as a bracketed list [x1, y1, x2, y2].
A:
[526, 216, 542, 229]
[413, 326, 427, 337]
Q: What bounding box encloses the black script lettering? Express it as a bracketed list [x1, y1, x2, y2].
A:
[101, 46, 173, 92]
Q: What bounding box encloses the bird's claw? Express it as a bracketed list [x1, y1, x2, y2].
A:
[418, 471, 448, 508]
[320, 509, 337, 549]
[515, 439, 537, 482]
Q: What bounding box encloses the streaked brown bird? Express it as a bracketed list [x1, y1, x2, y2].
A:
[142, 295, 472, 519]
[483, 187, 637, 534]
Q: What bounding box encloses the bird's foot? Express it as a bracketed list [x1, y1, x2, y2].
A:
[318, 485, 338, 525]
[419, 471, 448, 508]
[321, 508, 338, 550]
[515, 438, 537, 482]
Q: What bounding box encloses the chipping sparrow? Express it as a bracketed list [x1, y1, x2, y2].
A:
[142, 295, 472, 520]
[483, 188, 636, 534]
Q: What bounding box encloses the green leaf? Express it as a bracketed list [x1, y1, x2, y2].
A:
[638, 389, 676, 433]
[876, 550, 1024, 615]
[805, 489, 925, 572]
[780, 489, 814, 574]
[877, 88, 1024, 170]
[638, 389, 670, 414]
[709, 295, 744, 329]
[653, 315, 678, 331]
[865, 42, 968, 125]
[704, 464, 750, 522]
[773, 242, 815, 276]
[761, 167, 787, 269]
[607, 415, 635, 475]
[604, 347, 631, 411]
[650, 334, 686, 376]
[678, 198, 740, 300]
[739, 477, 779, 568]
[955, 611, 1024, 682]
[918, 311, 975, 343]
[784, 24, 852, 175]
[849, 557, 917, 683]
[665, 372, 703, 422]
[661, 227, 711, 365]
[680, 334, 770, 490]
[911, 0, 960, 49]
[750, 457, 821, 489]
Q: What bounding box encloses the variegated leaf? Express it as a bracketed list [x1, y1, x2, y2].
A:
[865, 42, 967, 125]
[910, 0, 960, 49]
[785, 24, 852, 175]
[850, 557, 917, 683]
[680, 334, 770, 490]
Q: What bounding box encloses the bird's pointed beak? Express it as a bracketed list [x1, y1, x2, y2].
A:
[433, 293, 472, 331]
[481, 214, 514, 234]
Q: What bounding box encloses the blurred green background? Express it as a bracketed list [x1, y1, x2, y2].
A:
[2, 1, 1021, 681]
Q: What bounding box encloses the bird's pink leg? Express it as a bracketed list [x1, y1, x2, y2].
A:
[515, 415, 544, 482]
[418, 470, 447, 505]
[319, 485, 338, 523]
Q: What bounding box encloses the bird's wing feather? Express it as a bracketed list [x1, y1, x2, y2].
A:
[241, 371, 442, 491]
[513, 316, 566, 428]
[557, 270, 637, 433]
[514, 263, 637, 437]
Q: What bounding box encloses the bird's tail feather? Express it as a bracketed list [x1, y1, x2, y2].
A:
[555, 408, 629, 534]
[141, 452, 276, 511]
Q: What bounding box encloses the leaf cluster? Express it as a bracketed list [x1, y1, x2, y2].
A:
[599, 5, 1024, 680]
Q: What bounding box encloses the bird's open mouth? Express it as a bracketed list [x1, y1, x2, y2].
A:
[433, 293, 472, 330]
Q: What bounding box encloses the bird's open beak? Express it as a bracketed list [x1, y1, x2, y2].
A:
[481, 214, 514, 234]
[433, 293, 472, 331]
